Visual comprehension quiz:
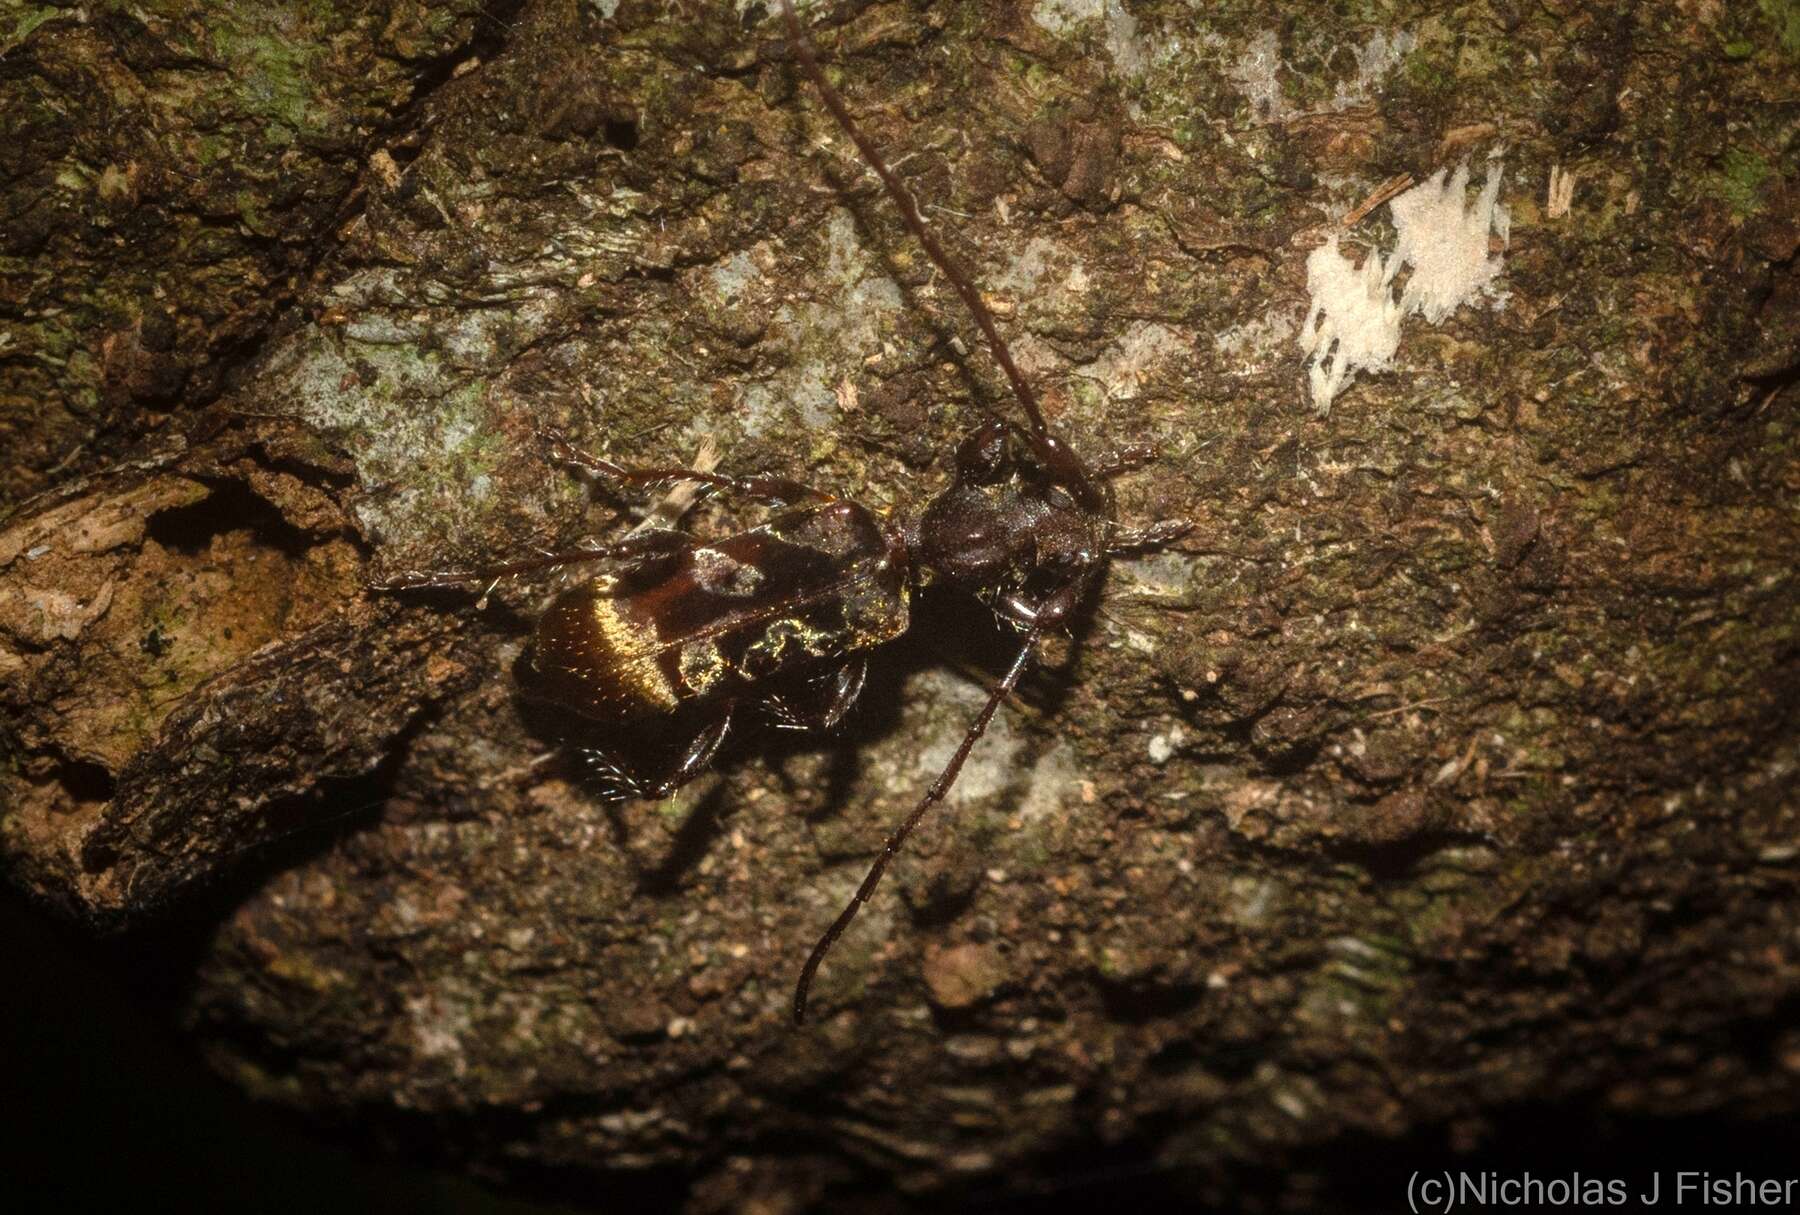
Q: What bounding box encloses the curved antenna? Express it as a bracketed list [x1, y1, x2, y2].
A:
[779, 0, 1102, 509]
[794, 615, 1045, 1024]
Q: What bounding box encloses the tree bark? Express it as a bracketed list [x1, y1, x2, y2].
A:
[3, 0, 1797, 1206]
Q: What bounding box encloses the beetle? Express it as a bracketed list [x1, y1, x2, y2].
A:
[379, 0, 1188, 1023]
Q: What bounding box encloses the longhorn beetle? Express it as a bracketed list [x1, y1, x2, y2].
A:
[379, 0, 1188, 1023]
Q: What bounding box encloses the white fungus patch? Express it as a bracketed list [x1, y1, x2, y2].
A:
[1299, 235, 1403, 414]
[1300, 155, 1510, 413]
[1388, 159, 1511, 324]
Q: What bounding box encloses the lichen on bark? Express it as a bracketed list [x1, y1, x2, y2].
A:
[2, 0, 1797, 1207]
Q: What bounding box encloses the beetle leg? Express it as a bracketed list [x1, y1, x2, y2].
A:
[994, 591, 1041, 630]
[372, 528, 688, 591]
[576, 748, 648, 803]
[641, 711, 734, 800]
[766, 657, 869, 732]
[541, 428, 832, 507]
[636, 434, 721, 532]
[994, 571, 1096, 631]
[810, 658, 870, 731]
[1107, 519, 1193, 555]
[1089, 441, 1160, 480]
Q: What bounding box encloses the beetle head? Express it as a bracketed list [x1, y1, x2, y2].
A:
[914, 421, 1110, 604]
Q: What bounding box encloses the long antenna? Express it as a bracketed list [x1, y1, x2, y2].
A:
[794, 616, 1044, 1023]
[780, 0, 1103, 509]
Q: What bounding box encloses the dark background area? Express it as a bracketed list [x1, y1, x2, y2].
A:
[0, 884, 584, 1215]
[5, 882, 1795, 1214]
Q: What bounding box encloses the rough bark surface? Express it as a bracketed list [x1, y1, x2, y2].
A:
[3, 0, 1797, 1208]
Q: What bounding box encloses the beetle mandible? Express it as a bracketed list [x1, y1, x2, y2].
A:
[379, 0, 1189, 1023]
